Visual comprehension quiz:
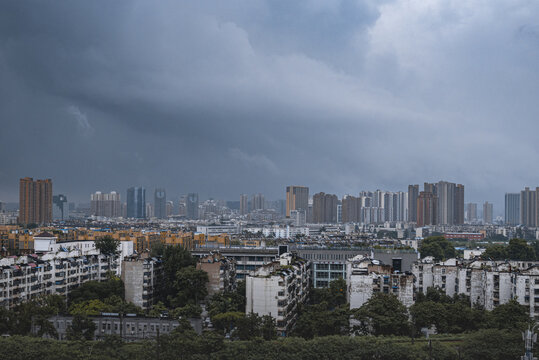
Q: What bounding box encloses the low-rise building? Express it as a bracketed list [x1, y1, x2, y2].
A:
[246, 253, 310, 336]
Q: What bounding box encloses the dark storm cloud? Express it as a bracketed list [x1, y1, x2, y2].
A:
[1, 1, 539, 212]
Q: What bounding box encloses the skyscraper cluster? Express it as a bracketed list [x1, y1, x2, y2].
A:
[411, 181, 465, 227]
[19, 177, 52, 225]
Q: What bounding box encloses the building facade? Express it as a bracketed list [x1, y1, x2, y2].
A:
[19, 177, 53, 225]
[196, 253, 236, 297]
[246, 253, 310, 336]
[505, 193, 520, 225]
[91, 191, 122, 218]
[286, 186, 309, 218]
[53, 194, 69, 221]
[154, 188, 167, 219]
[122, 255, 163, 310]
[127, 187, 146, 219]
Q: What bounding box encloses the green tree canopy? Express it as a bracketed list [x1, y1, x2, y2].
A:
[169, 266, 208, 307]
[353, 292, 409, 336]
[419, 236, 457, 261]
[483, 238, 536, 260]
[95, 235, 120, 256]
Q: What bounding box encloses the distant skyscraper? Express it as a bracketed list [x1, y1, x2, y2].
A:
[483, 202, 493, 224]
[52, 194, 69, 220]
[286, 186, 309, 217]
[408, 185, 419, 222]
[417, 191, 437, 227]
[466, 203, 477, 222]
[90, 191, 122, 218]
[505, 193, 520, 225]
[252, 193, 265, 211]
[313, 192, 338, 223]
[19, 177, 52, 225]
[127, 187, 146, 219]
[342, 195, 360, 223]
[240, 194, 248, 215]
[423, 181, 464, 225]
[520, 187, 538, 227]
[166, 201, 174, 217]
[186, 193, 199, 220]
[154, 188, 167, 219]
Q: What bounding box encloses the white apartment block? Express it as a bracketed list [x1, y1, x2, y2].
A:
[0, 252, 118, 309]
[246, 253, 310, 336]
[413, 257, 539, 319]
[346, 255, 414, 309]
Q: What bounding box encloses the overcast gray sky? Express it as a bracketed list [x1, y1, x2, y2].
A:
[1, 1, 539, 212]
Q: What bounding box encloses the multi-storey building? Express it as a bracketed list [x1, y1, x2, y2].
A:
[154, 188, 167, 219]
[341, 195, 360, 223]
[520, 187, 538, 227]
[127, 187, 146, 219]
[246, 253, 310, 336]
[413, 257, 539, 319]
[196, 253, 236, 297]
[346, 255, 414, 309]
[505, 193, 520, 225]
[0, 252, 117, 309]
[483, 201, 493, 224]
[312, 192, 338, 224]
[19, 178, 53, 225]
[52, 194, 69, 221]
[408, 185, 419, 223]
[466, 203, 478, 223]
[186, 193, 199, 220]
[417, 191, 437, 227]
[90, 191, 122, 218]
[286, 186, 309, 218]
[251, 193, 265, 211]
[240, 194, 248, 215]
[122, 255, 163, 310]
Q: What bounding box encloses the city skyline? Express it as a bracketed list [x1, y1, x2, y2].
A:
[3, 2, 539, 209]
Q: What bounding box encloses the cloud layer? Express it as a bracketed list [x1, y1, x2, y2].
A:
[1, 1, 539, 212]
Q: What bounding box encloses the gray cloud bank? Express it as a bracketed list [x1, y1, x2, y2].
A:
[1, 1, 539, 210]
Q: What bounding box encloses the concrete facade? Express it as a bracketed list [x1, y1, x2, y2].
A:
[196, 253, 236, 297]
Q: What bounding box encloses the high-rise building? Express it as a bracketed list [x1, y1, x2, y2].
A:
[312, 192, 338, 223]
[19, 177, 52, 225]
[505, 193, 520, 225]
[52, 194, 69, 220]
[240, 194, 248, 215]
[408, 185, 419, 222]
[154, 188, 167, 219]
[520, 187, 538, 227]
[466, 203, 478, 223]
[90, 191, 122, 218]
[417, 191, 437, 227]
[423, 181, 464, 225]
[252, 193, 265, 211]
[286, 186, 309, 218]
[186, 193, 199, 220]
[127, 187, 146, 219]
[166, 201, 174, 217]
[483, 202, 493, 224]
[341, 195, 361, 223]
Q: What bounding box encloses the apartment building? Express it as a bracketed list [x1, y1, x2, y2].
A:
[246, 253, 311, 336]
[346, 255, 414, 309]
[196, 253, 236, 297]
[122, 255, 163, 310]
[0, 252, 117, 308]
[413, 257, 539, 318]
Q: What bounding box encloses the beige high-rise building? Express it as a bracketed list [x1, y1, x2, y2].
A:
[19, 177, 52, 225]
[312, 192, 338, 223]
[286, 186, 309, 218]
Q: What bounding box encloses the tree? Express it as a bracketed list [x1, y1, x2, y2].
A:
[507, 238, 536, 260]
[169, 266, 208, 307]
[95, 235, 120, 256]
[66, 314, 97, 340]
[460, 329, 523, 360]
[419, 236, 457, 261]
[482, 244, 507, 260]
[260, 315, 277, 340]
[353, 293, 409, 336]
[159, 245, 197, 305]
[488, 299, 529, 330]
[293, 303, 350, 339]
[68, 278, 125, 305]
[310, 278, 347, 309]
